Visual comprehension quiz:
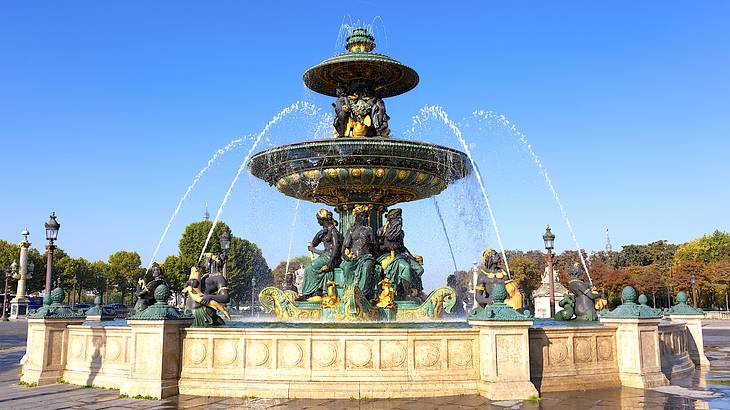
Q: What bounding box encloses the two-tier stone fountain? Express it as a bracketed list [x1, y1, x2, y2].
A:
[20, 27, 708, 403]
[250, 27, 469, 322]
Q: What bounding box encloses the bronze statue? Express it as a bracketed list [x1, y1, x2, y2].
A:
[473, 248, 508, 307]
[567, 263, 602, 321]
[332, 87, 350, 137]
[298, 209, 342, 301]
[340, 204, 379, 300]
[371, 95, 390, 136]
[132, 262, 167, 315]
[377, 208, 424, 300]
[187, 253, 231, 327]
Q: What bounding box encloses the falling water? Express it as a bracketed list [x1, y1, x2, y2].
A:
[473, 110, 592, 284]
[284, 199, 302, 276]
[198, 101, 322, 262]
[145, 136, 250, 272]
[414, 105, 511, 278]
[432, 197, 459, 273]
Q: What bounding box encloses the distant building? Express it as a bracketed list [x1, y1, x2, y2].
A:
[293, 264, 305, 296]
[532, 267, 569, 318]
[203, 203, 210, 221]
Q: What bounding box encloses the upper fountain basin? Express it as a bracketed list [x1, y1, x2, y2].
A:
[248, 138, 470, 207]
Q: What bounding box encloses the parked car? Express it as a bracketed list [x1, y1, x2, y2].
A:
[28, 296, 43, 310]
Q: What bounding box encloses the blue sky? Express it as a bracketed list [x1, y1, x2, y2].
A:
[1, 1, 728, 290]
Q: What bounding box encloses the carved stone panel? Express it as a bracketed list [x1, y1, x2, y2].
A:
[380, 340, 407, 370]
[596, 336, 614, 362]
[496, 334, 522, 378]
[547, 337, 569, 367]
[640, 330, 658, 369]
[414, 340, 441, 370]
[312, 340, 340, 369]
[346, 340, 374, 369]
[247, 339, 272, 368]
[447, 339, 473, 369]
[213, 338, 240, 369]
[573, 337, 594, 363]
[278, 340, 305, 369]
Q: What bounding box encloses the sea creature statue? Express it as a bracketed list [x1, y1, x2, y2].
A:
[259, 286, 321, 320]
[553, 293, 575, 321]
[568, 263, 602, 321]
[473, 248, 508, 307]
[504, 280, 523, 310]
[187, 254, 231, 327]
[376, 208, 424, 300]
[396, 286, 457, 320]
[376, 278, 395, 308]
[298, 209, 342, 301]
[132, 262, 167, 315]
[340, 204, 379, 300]
[332, 87, 350, 137]
[321, 280, 340, 308]
[335, 283, 379, 321]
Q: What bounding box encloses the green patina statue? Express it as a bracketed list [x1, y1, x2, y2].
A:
[377, 208, 424, 301]
[340, 204, 380, 300]
[298, 209, 342, 301]
[553, 293, 575, 321]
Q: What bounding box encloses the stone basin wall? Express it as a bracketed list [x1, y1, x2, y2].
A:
[19, 317, 702, 400]
[528, 325, 621, 392]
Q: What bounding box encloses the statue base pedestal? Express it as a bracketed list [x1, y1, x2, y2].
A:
[600, 317, 669, 388]
[10, 298, 28, 319]
[468, 319, 538, 400]
[667, 314, 710, 367]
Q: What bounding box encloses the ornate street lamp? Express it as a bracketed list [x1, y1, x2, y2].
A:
[44, 212, 60, 295]
[690, 274, 697, 308]
[543, 225, 556, 317]
[220, 228, 231, 277]
[2, 264, 17, 321]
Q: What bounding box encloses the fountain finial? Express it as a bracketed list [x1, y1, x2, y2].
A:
[346, 27, 375, 53]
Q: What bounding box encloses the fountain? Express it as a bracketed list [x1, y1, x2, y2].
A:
[19, 26, 709, 403]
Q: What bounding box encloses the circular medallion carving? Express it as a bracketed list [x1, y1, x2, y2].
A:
[416, 343, 440, 368]
[107, 341, 121, 361]
[216, 342, 238, 365]
[597, 339, 613, 361]
[574, 339, 593, 362]
[282, 343, 304, 367]
[381, 341, 407, 368]
[249, 342, 269, 367]
[448, 341, 473, 367]
[313, 342, 338, 367]
[348, 342, 372, 368]
[549, 342, 568, 365]
[188, 341, 207, 365]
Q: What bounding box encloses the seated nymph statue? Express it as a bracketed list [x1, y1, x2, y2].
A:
[340, 204, 379, 300]
[297, 209, 342, 301]
[377, 208, 424, 301]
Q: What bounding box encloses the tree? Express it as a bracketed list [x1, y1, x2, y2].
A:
[107, 251, 143, 304]
[178, 221, 230, 271]
[161, 254, 187, 293]
[271, 255, 310, 287]
[507, 255, 542, 305]
[227, 237, 271, 307]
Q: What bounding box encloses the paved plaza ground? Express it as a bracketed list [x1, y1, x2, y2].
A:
[0, 320, 728, 409]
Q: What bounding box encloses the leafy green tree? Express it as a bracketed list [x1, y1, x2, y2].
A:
[161, 254, 187, 293]
[107, 251, 143, 304]
[178, 221, 230, 271]
[507, 255, 542, 305]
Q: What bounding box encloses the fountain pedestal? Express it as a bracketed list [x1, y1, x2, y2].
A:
[469, 320, 538, 400]
[600, 317, 669, 388]
[667, 314, 709, 367]
[121, 319, 191, 399]
[21, 318, 85, 386]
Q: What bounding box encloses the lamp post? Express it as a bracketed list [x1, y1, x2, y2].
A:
[251, 276, 257, 317]
[2, 263, 16, 321]
[72, 276, 78, 306]
[219, 228, 231, 278]
[543, 225, 556, 317]
[44, 212, 60, 295]
[690, 274, 697, 308]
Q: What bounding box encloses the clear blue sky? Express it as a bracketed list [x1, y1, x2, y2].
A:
[1, 1, 728, 290]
